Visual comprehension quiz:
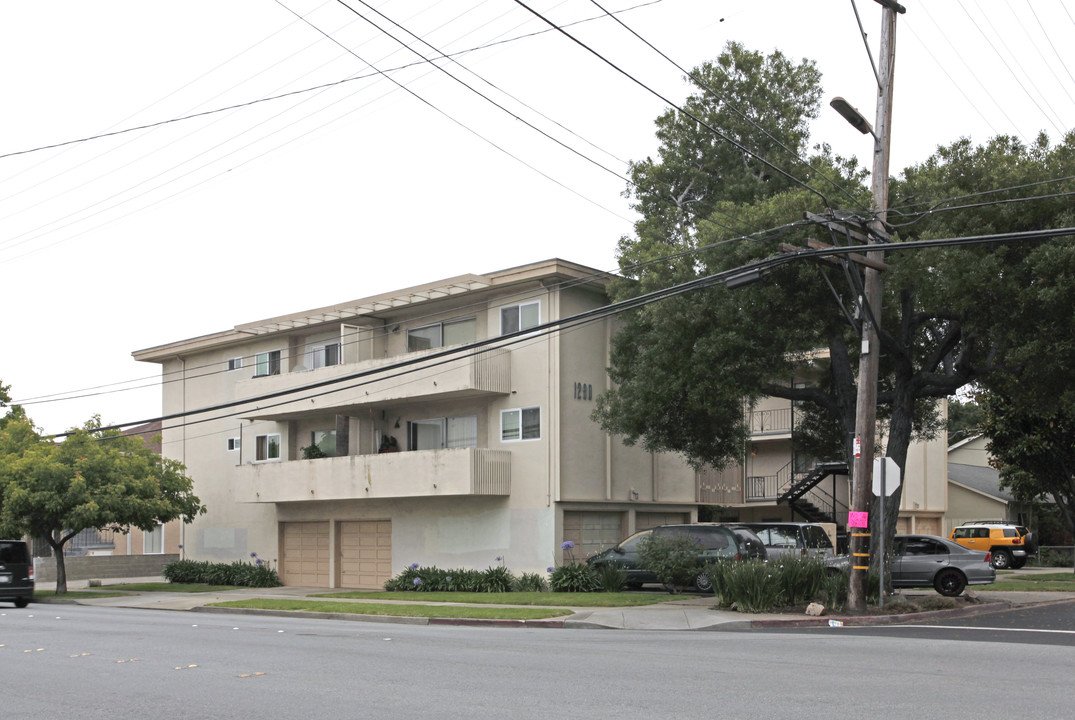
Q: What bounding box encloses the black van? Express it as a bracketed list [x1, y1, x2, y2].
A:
[0, 540, 34, 607]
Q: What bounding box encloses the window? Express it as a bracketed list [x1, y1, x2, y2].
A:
[227, 357, 242, 371]
[143, 524, 163, 554]
[255, 433, 281, 461]
[311, 429, 337, 457]
[306, 343, 340, 369]
[500, 302, 540, 335]
[407, 318, 476, 352]
[227, 437, 240, 452]
[501, 407, 540, 441]
[406, 416, 478, 450]
[254, 350, 281, 377]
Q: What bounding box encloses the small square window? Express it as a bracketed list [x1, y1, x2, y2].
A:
[227, 437, 241, 452]
[227, 357, 243, 371]
[500, 302, 540, 335]
[255, 433, 281, 461]
[501, 407, 540, 441]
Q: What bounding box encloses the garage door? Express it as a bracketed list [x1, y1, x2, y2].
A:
[338, 520, 392, 590]
[563, 511, 624, 559]
[280, 522, 329, 587]
[636, 511, 690, 531]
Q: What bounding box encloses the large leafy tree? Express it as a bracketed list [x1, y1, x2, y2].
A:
[596, 41, 1075, 568]
[0, 415, 205, 593]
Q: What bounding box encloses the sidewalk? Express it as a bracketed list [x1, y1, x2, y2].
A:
[43, 576, 1075, 631]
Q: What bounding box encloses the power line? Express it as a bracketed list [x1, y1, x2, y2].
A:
[510, 0, 831, 207]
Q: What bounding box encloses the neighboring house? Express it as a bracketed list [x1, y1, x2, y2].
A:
[32, 420, 182, 583]
[133, 260, 699, 588]
[697, 372, 950, 538]
[946, 434, 1030, 533]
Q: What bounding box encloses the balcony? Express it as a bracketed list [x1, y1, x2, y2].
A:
[234, 447, 511, 503]
[747, 407, 793, 438]
[236, 349, 510, 419]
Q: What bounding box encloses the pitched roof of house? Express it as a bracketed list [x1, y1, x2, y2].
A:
[948, 462, 1013, 502]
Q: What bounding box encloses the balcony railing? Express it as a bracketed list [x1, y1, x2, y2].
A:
[234, 447, 511, 503]
[747, 407, 793, 435]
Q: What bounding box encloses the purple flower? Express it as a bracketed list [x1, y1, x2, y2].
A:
[547, 567, 555, 573]
[561, 541, 575, 550]
[250, 552, 258, 558]
[495, 555, 503, 562]
[255, 558, 264, 566]
[410, 562, 420, 570]
[413, 577, 422, 586]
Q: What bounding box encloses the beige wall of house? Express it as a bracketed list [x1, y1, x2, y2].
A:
[137, 260, 698, 586]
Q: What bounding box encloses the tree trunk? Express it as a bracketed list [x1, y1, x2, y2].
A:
[48, 533, 69, 595]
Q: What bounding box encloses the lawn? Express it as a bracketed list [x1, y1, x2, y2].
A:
[102, 582, 245, 593]
[993, 572, 1075, 592]
[208, 598, 575, 620]
[309, 590, 680, 607]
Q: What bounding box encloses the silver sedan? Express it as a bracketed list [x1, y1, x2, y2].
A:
[829, 534, 995, 597]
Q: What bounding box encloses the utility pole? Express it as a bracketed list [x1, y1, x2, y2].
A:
[847, 0, 902, 614]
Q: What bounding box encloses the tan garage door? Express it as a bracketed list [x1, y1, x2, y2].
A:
[280, 522, 329, 587]
[563, 511, 624, 559]
[338, 520, 392, 590]
[636, 511, 690, 531]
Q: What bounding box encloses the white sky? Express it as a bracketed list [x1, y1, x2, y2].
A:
[2, 0, 1073, 435]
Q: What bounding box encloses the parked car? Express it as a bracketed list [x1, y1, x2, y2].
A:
[735, 522, 836, 560]
[586, 523, 766, 591]
[949, 521, 1038, 569]
[0, 540, 34, 608]
[828, 534, 995, 597]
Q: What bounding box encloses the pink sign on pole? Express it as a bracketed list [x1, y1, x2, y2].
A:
[847, 511, 869, 528]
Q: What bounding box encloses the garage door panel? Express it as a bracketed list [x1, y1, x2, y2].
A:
[281, 522, 329, 587]
[338, 520, 392, 590]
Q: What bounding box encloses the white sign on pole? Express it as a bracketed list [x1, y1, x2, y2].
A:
[872, 457, 900, 496]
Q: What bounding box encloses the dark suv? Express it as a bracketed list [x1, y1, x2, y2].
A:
[586, 523, 766, 591]
[735, 522, 836, 561]
[0, 540, 34, 608]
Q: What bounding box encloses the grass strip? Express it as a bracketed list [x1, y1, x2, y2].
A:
[309, 591, 678, 607]
[33, 590, 134, 599]
[103, 582, 245, 593]
[208, 598, 575, 620]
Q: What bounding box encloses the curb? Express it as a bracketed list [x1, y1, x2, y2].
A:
[742, 599, 1023, 628]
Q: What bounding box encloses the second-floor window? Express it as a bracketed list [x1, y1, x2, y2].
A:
[255, 433, 281, 461]
[254, 350, 281, 377]
[500, 302, 539, 335]
[501, 407, 540, 441]
[227, 357, 242, 371]
[407, 415, 478, 450]
[306, 343, 340, 369]
[407, 318, 476, 352]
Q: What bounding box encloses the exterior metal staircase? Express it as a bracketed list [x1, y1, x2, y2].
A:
[778, 461, 849, 524]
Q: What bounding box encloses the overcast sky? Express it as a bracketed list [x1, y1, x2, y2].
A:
[2, 0, 1073, 435]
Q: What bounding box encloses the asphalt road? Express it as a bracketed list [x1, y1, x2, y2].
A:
[2, 604, 1072, 718]
[759, 598, 1075, 646]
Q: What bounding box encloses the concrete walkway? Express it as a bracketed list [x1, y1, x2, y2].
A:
[39, 572, 1075, 631]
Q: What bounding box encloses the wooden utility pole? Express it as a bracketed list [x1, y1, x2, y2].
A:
[847, 0, 901, 613]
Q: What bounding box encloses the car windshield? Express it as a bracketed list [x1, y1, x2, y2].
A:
[618, 530, 652, 552]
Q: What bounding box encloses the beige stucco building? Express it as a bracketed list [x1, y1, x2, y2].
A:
[133, 260, 699, 588]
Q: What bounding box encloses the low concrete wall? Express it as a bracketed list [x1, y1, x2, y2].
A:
[34, 554, 178, 582]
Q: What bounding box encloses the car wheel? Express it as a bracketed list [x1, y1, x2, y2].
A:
[1010, 557, 1027, 570]
[694, 571, 714, 593]
[991, 549, 1013, 570]
[933, 569, 966, 597]
[14, 598, 29, 608]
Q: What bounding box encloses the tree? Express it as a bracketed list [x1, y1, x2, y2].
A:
[596, 41, 1075, 579]
[947, 397, 983, 445]
[980, 391, 1075, 571]
[0, 416, 204, 593]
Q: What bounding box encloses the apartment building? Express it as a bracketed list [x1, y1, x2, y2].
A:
[697, 381, 949, 538]
[133, 260, 698, 588]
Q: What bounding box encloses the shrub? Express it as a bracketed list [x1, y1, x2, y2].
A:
[773, 555, 829, 607]
[478, 565, 515, 593]
[1036, 547, 1075, 568]
[596, 563, 627, 592]
[720, 559, 784, 612]
[638, 533, 705, 593]
[162, 557, 280, 588]
[549, 562, 600, 592]
[514, 572, 548, 592]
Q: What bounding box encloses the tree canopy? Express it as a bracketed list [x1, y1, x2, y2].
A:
[0, 413, 204, 592]
[595, 41, 1075, 567]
